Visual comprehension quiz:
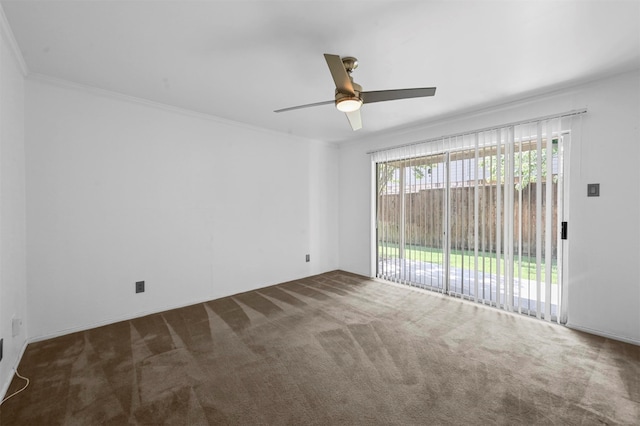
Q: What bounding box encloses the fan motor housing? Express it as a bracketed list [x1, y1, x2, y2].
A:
[335, 80, 362, 103]
[335, 93, 362, 111]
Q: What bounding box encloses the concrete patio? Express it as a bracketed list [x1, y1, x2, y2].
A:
[378, 258, 559, 317]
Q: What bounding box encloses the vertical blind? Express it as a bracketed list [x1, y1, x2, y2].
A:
[372, 110, 585, 323]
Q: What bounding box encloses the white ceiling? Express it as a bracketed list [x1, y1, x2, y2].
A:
[2, 0, 639, 143]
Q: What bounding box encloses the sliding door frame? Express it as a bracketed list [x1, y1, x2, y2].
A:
[372, 118, 579, 324]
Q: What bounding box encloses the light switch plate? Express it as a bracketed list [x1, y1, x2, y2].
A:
[587, 183, 600, 197]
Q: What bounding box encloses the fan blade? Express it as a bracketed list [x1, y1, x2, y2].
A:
[324, 54, 354, 95]
[274, 100, 334, 113]
[361, 87, 436, 104]
[345, 110, 362, 131]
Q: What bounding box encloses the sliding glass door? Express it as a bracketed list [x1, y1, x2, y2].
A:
[376, 121, 568, 322]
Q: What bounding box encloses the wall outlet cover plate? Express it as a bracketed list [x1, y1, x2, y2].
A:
[587, 183, 600, 197]
[12, 317, 21, 337]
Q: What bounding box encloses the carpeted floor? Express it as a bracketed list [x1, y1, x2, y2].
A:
[1, 270, 638, 425]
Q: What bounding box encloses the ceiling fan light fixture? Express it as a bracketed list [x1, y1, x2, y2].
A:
[274, 53, 437, 131]
[336, 97, 362, 113]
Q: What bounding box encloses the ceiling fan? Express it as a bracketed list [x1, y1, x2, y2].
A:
[274, 53, 437, 131]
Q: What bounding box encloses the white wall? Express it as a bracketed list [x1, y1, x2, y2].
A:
[25, 77, 339, 340]
[2, 20, 637, 406]
[0, 12, 27, 399]
[338, 70, 640, 344]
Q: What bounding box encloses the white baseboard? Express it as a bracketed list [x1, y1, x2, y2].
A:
[0, 339, 29, 402]
[565, 323, 640, 346]
[27, 295, 219, 344]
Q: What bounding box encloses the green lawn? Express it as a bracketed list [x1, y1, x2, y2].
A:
[378, 243, 558, 283]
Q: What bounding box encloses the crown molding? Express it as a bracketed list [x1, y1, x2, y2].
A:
[27, 72, 328, 145]
[346, 67, 638, 147]
[0, 3, 28, 76]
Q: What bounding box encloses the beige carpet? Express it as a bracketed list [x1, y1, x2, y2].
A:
[1, 270, 638, 425]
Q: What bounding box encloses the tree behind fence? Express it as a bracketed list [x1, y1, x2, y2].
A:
[377, 182, 558, 257]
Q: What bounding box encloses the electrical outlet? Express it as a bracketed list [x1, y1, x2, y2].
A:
[136, 281, 145, 293]
[12, 317, 22, 337]
[306, 254, 310, 262]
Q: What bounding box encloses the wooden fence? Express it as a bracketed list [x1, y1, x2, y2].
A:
[377, 182, 558, 256]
